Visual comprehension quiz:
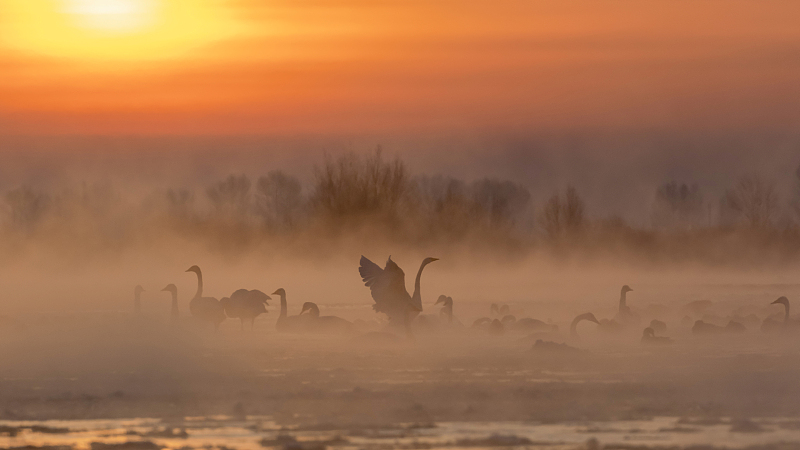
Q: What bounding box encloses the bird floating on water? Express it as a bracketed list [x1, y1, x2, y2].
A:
[186, 265, 226, 330]
[299, 302, 354, 334]
[161, 284, 179, 326]
[570, 312, 600, 340]
[641, 327, 672, 345]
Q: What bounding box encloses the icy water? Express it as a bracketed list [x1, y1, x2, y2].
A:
[3, 416, 800, 450]
[4, 280, 800, 450]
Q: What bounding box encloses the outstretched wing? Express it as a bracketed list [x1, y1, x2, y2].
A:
[359, 256, 410, 319]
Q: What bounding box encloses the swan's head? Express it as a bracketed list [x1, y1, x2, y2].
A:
[621, 285, 633, 294]
[185, 265, 201, 274]
[582, 312, 600, 324]
[161, 284, 177, 295]
[423, 257, 439, 265]
[134, 285, 145, 295]
[434, 295, 448, 306]
[271, 288, 286, 297]
[501, 314, 516, 324]
[642, 327, 655, 338]
[772, 296, 790, 307]
[300, 302, 319, 316]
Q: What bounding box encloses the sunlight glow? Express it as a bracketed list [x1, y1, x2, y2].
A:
[0, 0, 242, 62]
[62, 0, 156, 33]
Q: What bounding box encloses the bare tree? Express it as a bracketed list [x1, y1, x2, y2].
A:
[207, 174, 252, 218]
[652, 181, 704, 229]
[311, 147, 408, 219]
[5, 186, 51, 232]
[723, 174, 779, 229]
[255, 170, 304, 230]
[541, 185, 585, 237]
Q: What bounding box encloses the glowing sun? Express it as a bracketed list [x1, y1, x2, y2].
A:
[0, 0, 240, 62]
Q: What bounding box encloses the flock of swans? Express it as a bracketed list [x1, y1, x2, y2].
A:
[129, 256, 800, 348]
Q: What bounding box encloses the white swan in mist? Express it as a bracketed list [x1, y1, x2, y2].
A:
[161, 284, 180, 326]
[221, 289, 270, 330]
[472, 317, 505, 335]
[435, 295, 454, 324]
[186, 265, 226, 330]
[299, 302, 354, 334]
[692, 319, 745, 335]
[134, 285, 145, 314]
[761, 296, 799, 332]
[501, 314, 558, 333]
[491, 303, 511, 317]
[598, 285, 637, 332]
[615, 285, 637, 323]
[358, 255, 438, 337]
[570, 312, 600, 340]
[272, 288, 311, 333]
[641, 327, 672, 345]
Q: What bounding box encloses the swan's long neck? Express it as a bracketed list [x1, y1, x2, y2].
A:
[570, 315, 588, 337]
[570, 316, 581, 337]
[170, 292, 179, 321]
[308, 304, 320, 318]
[193, 271, 203, 299]
[619, 290, 627, 311]
[279, 294, 287, 318]
[411, 261, 430, 307]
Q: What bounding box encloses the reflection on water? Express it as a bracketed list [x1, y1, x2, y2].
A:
[2, 416, 800, 450]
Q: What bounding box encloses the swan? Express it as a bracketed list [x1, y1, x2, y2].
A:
[160, 284, 180, 326]
[299, 302, 354, 334]
[221, 289, 270, 330]
[490, 303, 511, 317]
[272, 288, 311, 333]
[471, 317, 504, 335]
[435, 295, 454, 324]
[185, 265, 225, 330]
[570, 312, 600, 340]
[134, 285, 145, 314]
[761, 296, 798, 332]
[692, 319, 745, 335]
[614, 285, 637, 324]
[641, 327, 672, 345]
[501, 314, 558, 333]
[358, 255, 438, 337]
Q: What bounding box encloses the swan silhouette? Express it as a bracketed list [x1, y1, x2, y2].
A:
[358, 256, 438, 337]
[272, 288, 310, 333]
[299, 302, 354, 334]
[570, 312, 600, 340]
[641, 327, 672, 344]
[186, 265, 225, 330]
[160, 284, 180, 326]
[435, 295, 454, 324]
[221, 289, 270, 330]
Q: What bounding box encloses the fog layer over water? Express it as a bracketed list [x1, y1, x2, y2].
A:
[2, 135, 800, 449]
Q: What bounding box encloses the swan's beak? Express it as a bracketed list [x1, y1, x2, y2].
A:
[431, 258, 440, 262]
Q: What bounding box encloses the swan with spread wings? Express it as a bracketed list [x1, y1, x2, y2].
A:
[358, 256, 438, 335]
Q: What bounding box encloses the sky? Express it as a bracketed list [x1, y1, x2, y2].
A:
[1, 0, 800, 135]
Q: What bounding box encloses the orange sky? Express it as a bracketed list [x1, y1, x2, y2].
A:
[1, 0, 800, 134]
